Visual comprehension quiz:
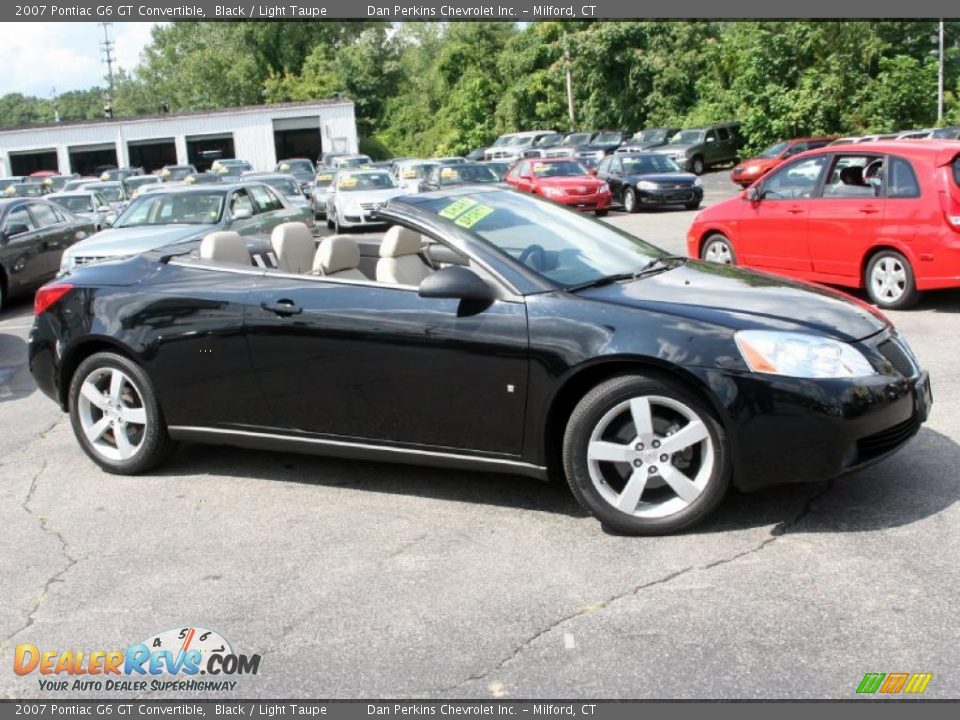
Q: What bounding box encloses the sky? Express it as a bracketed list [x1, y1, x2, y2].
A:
[0, 22, 162, 98]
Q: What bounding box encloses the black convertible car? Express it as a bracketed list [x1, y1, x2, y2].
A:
[29, 189, 931, 534]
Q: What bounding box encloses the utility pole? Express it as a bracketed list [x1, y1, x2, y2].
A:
[564, 46, 576, 130]
[99, 21, 115, 118]
[51, 86, 60, 123]
[938, 19, 944, 123]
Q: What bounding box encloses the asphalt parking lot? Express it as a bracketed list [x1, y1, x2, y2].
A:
[1, 170, 959, 699]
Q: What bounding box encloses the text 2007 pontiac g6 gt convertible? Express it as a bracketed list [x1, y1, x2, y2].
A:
[29, 188, 932, 534]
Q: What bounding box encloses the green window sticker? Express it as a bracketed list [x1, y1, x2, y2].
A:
[454, 204, 494, 229]
[438, 197, 477, 219]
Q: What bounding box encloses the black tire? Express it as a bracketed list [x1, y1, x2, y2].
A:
[684, 200, 702, 211]
[562, 374, 731, 535]
[326, 214, 334, 229]
[0, 273, 5, 314]
[333, 213, 342, 235]
[690, 156, 705, 175]
[700, 232, 737, 265]
[595, 209, 609, 218]
[865, 250, 919, 310]
[623, 187, 639, 214]
[68, 351, 176, 474]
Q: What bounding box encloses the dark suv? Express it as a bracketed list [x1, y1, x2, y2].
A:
[651, 122, 743, 175]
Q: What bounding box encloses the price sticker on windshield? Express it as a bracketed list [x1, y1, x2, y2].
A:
[438, 197, 477, 219]
[454, 204, 494, 229]
[440, 168, 459, 179]
[316, 174, 333, 181]
[338, 177, 358, 188]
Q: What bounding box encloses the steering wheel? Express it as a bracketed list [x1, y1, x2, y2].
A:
[518, 244, 547, 271]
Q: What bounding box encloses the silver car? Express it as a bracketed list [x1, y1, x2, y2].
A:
[245, 172, 314, 216]
[311, 168, 336, 219]
[47, 191, 116, 231]
[392, 159, 441, 192]
[77, 181, 128, 214]
[325, 169, 410, 233]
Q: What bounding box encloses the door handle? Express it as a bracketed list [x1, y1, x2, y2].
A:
[786, 207, 804, 215]
[261, 300, 302, 316]
[859, 206, 880, 214]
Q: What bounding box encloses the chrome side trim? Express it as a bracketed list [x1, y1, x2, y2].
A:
[167, 425, 548, 479]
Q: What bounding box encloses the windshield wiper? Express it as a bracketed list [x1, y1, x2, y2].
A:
[564, 255, 688, 293]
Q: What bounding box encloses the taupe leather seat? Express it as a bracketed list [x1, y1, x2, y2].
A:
[271, 222, 316, 274]
[313, 236, 366, 280]
[376, 226, 432, 285]
[199, 231, 251, 266]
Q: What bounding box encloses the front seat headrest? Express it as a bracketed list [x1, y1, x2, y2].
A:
[380, 226, 423, 258]
[271, 222, 316, 274]
[314, 236, 362, 277]
[199, 231, 251, 266]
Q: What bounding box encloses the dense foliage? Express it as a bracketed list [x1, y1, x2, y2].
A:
[4, 20, 959, 157]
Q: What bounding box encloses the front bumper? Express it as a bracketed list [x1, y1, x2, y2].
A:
[553, 191, 613, 212]
[637, 186, 703, 206]
[691, 358, 931, 492]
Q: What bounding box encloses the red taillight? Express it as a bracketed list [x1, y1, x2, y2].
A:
[33, 284, 73, 316]
[938, 191, 960, 232]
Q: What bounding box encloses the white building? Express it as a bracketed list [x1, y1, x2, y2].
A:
[0, 99, 358, 177]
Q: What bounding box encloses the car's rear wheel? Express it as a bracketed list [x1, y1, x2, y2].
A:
[68, 352, 176, 474]
[563, 374, 730, 535]
[691, 156, 705, 175]
[623, 187, 639, 213]
[865, 250, 919, 310]
[701, 233, 736, 265]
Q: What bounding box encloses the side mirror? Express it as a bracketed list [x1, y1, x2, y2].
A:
[588, 168, 599, 176]
[98, 206, 112, 213]
[232, 205, 253, 220]
[745, 186, 761, 202]
[103, 215, 116, 227]
[419, 266, 495, 302]
[706, 137, 716, 143]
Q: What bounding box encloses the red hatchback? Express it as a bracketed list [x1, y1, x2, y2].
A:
[731, 136, 837, 187]
[504, 157, 612, 216]
[689, 141, 960, 309]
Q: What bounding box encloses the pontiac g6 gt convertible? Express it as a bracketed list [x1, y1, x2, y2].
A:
[29, 188, 932, 534]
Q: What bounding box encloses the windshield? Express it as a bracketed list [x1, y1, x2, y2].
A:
[532, 160, 589, 178]
[114, 192, 224, 227]
[508, 135, 535, 146]
[594, 132, 622, 144]
[484, 163, 510, 179]
[336, 156, 371, 169]
[760, 141, 790, 158]
[53, 195, 95, 213]
[621, 155, 682, 174]
[492, 135, 514, 147]
[636, 129, 667, 143]
[84, 185, 124, 202]
[437, 165, 500, 185]
[164, 167, 193, 181]
[419, 190, 662, 287]
[217, 162, 251, 176]
[399, 164, 438, 180]
[261, 177, 301, 196]
[13, 184, 44, 196]
[314, 171, 335, 188]
[123, 176, 159, 193]
[562, 133, 592, 146]
[535, 134, 564, 147]
[279, 160, 314, 174]
[669, 130, 704, 145]
[338, 172, 396, 191]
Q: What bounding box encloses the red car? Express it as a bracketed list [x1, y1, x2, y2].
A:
[504, 157, 612, 216]
[689, 141, 960, 309]
[730, 136, 836, 187]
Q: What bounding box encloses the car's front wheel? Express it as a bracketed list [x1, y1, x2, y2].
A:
[690, 156, 705, 175]
[623, 187, 639, 213]
[865, 250, 919, 310]
[701, 233, 736, 265]
[563, 374, 731, 535]
[68, 352, 176, 474]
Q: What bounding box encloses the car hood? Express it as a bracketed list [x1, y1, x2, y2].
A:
[653, 143, 696, 154]
[66, 225, 209, 257]
[339, 188, 409, 203]
[735, 157, 778, 171]
[578, 261, 887, 342]
[626, 172, 698, 185]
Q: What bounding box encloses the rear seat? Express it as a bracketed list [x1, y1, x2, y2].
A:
[199, 231, 251, 266]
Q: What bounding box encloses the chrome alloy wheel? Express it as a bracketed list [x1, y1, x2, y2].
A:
[870, 256, 907, 303]
[703, 239, 733, 264]
[77, 367, 148, 461]
[586, 395, 714, 519]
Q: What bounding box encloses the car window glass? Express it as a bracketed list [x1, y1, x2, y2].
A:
[249, 185, 282, 213]
[706, 130, 718, 142]
[610, 158, 622, 174]
[822, 156, 883, 198]
[784, 142, 807, 157]
[762, 156, 828, 200]
[230, 190, 256, 216]
[4, 206, 37, 235]
[887, 157, 920, 199]
[29, 202, 62, 228]
[596, 157, 611, 174]
[716, 127, 730, 141]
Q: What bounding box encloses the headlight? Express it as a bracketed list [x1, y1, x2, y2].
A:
[735, 330, 877, 379]
[693, 177, 703, 187]
[542, 186, 566, 198]
[636, 180, 658, 191]
[744, 164, 762, 175]
[60, 253, 72, 272]
[598, 183, 610, 193]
